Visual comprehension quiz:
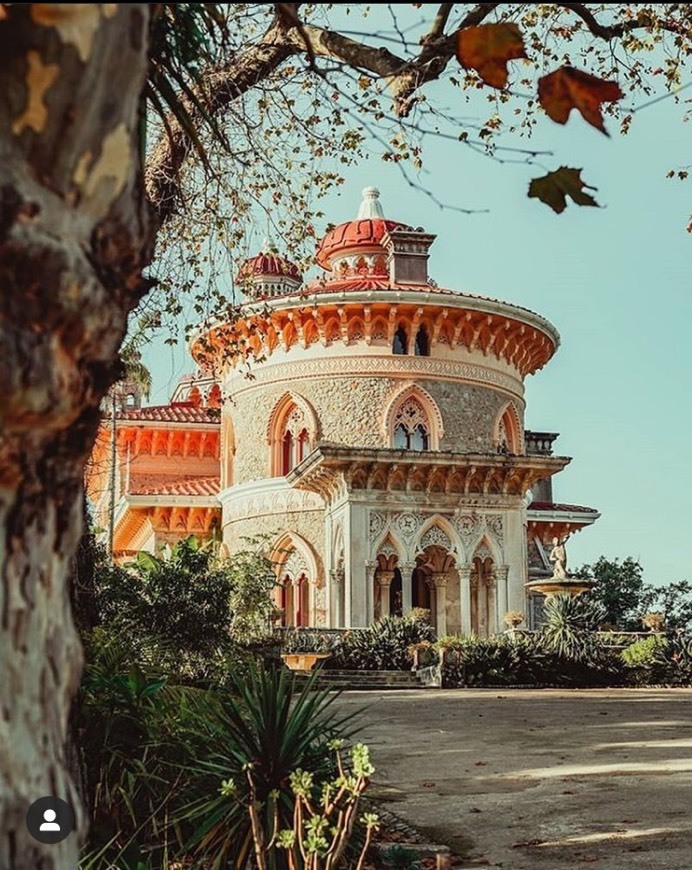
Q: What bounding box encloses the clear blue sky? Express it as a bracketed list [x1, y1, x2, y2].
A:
[143, 16, 690, 585]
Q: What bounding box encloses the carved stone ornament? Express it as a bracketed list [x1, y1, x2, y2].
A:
[486, 514, 504, 542]
[419, 525, 452, 552]
[369, 511, 386, 540]
[396, 512, 421, 540]
[284, 549, 309, 581]
[455, 513, 482, 542]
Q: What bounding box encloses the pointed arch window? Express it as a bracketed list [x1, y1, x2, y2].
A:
[392, 398, 430, 451]
[272, 398, 316, 476]
[392, 325, 408, 355]
[414, 326, 430, 356]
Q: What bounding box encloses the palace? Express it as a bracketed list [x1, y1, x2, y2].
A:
[88, 187, 599, 634]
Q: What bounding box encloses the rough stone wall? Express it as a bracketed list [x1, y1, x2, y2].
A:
[224, 508, 325, 584]
[227, 374, 521, 484]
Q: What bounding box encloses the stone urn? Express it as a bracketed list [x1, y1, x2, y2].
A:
[281, 653, 331, 671]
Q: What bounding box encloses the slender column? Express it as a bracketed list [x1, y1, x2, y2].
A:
[497, 564, 510, 627]
[365, 560, 377, 625]
[330, 567, 345, 627]
[378, 570, 394, 618]
[432, 573, 448, 636]
[399, 561, 415, 614]
[458, 564, 472, 635]
[488, 569, 498, 634]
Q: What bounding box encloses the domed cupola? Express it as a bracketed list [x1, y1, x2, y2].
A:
[315, 187, 436, 288]
[236, 246, 303, 298]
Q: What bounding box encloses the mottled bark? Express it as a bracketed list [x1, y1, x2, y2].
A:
[0, 5, 154, 867]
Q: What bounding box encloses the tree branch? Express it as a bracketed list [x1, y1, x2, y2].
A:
[145, 20, 300, 224]
[558, 3, 690, 39]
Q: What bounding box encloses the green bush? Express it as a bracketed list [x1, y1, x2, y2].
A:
[621, 633, 692, 686]
[328, 615, 435, 671]
[440, 633, 625, 688]
[80, 653, 359, 868]
[175, 666, 359, 868]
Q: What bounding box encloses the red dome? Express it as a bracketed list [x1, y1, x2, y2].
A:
[236, 251, 302, 283]
[316, 218, 410, 270]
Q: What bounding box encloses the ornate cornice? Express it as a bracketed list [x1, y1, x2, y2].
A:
[226, 354, 524, 402]
[288, 445, 570, 503]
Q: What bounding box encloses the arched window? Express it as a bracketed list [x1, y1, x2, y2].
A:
[392, 398, 430, 451]
[125, 393, 136, 409]
[414, 326, 430, 356]
[495, 404, 522, 454]
[392, 325, 408, 355]
[278, 406, 312, 475]
[269, 393, 318, 477]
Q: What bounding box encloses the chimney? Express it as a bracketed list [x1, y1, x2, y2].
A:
[381, 227, 436, 285]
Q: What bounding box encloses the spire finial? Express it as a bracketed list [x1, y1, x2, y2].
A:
[357, 186, 384, 219]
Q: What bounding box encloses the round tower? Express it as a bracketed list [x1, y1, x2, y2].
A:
[192, 188, 567, 632]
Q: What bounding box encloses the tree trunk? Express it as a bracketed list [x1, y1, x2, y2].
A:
[0, 6, 154, 866]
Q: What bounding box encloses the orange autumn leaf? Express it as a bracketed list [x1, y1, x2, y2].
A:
[538, 66, 624, 134]
[457, 23, 527, 89]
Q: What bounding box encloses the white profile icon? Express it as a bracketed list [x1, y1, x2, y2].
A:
[39, 809, 60, 832]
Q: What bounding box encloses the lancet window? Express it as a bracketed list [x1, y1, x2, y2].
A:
[392, 397, 430, 451]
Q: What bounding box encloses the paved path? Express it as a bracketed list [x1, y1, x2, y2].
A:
[333, 688, 692, 869]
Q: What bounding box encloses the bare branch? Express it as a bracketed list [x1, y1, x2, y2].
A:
[558, 3, 691, 39]
[145, 20, 300, 224]
[425, 4, 455, 43]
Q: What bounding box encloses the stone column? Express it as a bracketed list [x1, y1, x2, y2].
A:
[366, 560, 379, 625]
[432, 572, 448, 636]
[488, 569, 498, 634]
[348, 503, 369, 626]
[458, 564, 472, 635]
[330, 567, 345, 627]
[377, 570, 394, 618]
[399, 561, 415, 615]
[497, 564, 510, 628]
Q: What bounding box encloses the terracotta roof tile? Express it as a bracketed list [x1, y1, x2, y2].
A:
[129, 476, 220, 497]
[117, 403, 220, 424]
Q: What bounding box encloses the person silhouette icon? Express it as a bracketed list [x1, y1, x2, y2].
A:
[26, 796, 74, 843]
[39, 809, 61, 832]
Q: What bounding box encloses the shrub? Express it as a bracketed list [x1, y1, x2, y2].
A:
[540, 594, 606, 661]
[620, 633, 691, 686]
[328, 616, 435, 671]
[176, 666, 360, 868]
[440, 633, 625, 689]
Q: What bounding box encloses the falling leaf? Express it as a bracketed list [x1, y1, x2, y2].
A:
[457, 23, 527, 88]
[538, 66, 624, 134]
[528, 167, 599, 214]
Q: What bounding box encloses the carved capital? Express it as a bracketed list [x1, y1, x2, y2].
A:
[378, 570, 395, 588]
[432, 572, 448, 589]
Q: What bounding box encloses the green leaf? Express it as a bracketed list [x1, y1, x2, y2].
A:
[528, 167, 599, 214]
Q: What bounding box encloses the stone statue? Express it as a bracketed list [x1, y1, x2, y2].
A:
[549, 535, 568, 579]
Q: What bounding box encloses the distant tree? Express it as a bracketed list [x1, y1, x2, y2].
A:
[576, 556, 645, 630]
[641, 581, 692, 633]
[96, 536, 233, 658]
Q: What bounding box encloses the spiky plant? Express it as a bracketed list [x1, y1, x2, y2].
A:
[541, 594, 606, 662]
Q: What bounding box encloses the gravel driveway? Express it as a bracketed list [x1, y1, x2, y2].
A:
[333, 687, 692, 869]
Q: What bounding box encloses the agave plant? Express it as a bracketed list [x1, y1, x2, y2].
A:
[175, 665, 361, 869]
[541, 594, 606, 662]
